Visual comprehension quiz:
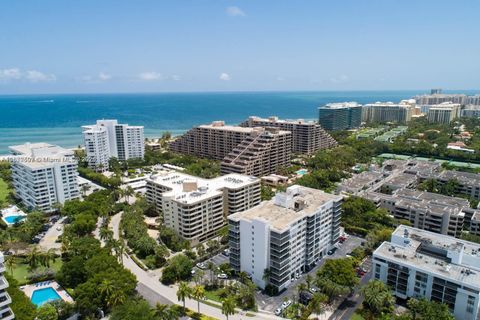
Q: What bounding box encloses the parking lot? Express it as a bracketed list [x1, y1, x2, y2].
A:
[257, 235, 364, 313]
[192, 251, 231, 282]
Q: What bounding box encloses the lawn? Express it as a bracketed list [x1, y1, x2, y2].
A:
[351, 312, 365, 320]
[11, 259, 63, 285]
[204, 288, 223, 303]
[0, 178, 9, 203]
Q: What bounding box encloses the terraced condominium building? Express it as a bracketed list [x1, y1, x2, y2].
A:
[9, 143, 79, 212]
[373, 225, 480, 320]
[228, 185, 342, 291]
[427, 103, 461, 124]
[0, 253, 14, 320]
[414, 93, 467, 105]
[145, 171, 261, 245]
[170, 121, 293, 175]
[362, 102, 414, 124]
[220, 127, 292, 177]
[240, 116, 337, 154]
[318, 102, 362, 131]
[82, 119, 144, 171]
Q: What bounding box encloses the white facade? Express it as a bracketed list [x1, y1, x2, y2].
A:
[0, 253, 14, 320]
[82, 120, 144, 171]
[9, 143, 79, 212]
[373, 225, 480, 320]
[145, 171, 261, 245]
[229, 185, 342, 291]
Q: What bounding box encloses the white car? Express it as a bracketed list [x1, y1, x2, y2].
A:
[310, 287, 318, 293]
[282, 300, 292, 309]
[274, 308, 282, 315]
[217, 273, 228, 279]
[196, 262, 206, 269]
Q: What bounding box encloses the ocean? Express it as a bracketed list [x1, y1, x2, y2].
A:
[0, 90, 476, 154]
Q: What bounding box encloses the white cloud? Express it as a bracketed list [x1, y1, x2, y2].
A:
[330, 74, 349, 84]
[0, 68, 56, 83]
[219, 73, 231, 81]
[171, 75, 181, 81]
[138, 71, 164, 81]
[0, 68, 22, 80]
[98, 72, 112, 81]
[25, 70, 56, 82]
[226, 6, 245, 17]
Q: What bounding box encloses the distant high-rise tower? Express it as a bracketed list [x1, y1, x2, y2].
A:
[431, 88, 443, 95]
[318, 102, 362, 131]
[82, 120, 144, 171]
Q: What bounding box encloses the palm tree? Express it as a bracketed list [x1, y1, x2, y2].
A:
[124, 186, 134, 203]
[308, 293, 327, 316]
[5, 255, 16, 276]
[107, 290, 126, 307]
[361, 280, 395, 316]
[99, 227, 113, 242]
[176, 281, 191, 310]
[262, 268, 271, 286]
[297, 282, 308, 302]
[27, 246, 40, 270]
[44, 248, 57, 268]
[305, 274, 313, 290]
[153, 303, 179, 320]
[207, 261, 216, 285]
[81, 184, 90, 197]
[238, 271, 249, 284]
[221, 295, 236, 320]
[99, 279, 115, 300]
[113, 240, 126, 264]
[192, 284, 205, 313]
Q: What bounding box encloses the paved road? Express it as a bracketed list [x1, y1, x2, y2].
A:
[103, 212, 279, 320]
[258, 235, 364, 313]
[39, 217, 66, 252]
[328, 257, 373, 320]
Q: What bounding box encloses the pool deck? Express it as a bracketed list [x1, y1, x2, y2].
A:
[1, 205, 27, 226]
[21, 281, 74, 305]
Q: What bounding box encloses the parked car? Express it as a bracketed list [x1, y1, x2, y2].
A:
[222, 249, 230, 256]
[217, 273, 228, 279]
[309, 287, 318, 293]
[327, 247, 337, 255]
[282, 299, 292, 309]
[299, 291, 313, 305]
[196, 262, 206, 269]
[274, 308, 282, 316]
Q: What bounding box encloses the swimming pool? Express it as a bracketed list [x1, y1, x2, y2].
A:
[296, 169, 308, 175]
[31, 287, 61, 307]
[3, 215, 26, 224]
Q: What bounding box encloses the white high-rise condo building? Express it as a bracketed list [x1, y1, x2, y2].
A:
[82, 120, 144, 171]
[9, 143, 79, 212]
[362, 102, 414, 124]
[145, 171, 261, 245]
[228, 185, 342, 291]
[0, 252, 14, 320]
[373, 225, 480, 320]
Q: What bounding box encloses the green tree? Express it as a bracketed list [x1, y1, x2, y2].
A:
[177, 281, 191, 310]
[317, 258, 359, 290]
[361, 280, 395, 317]
[27, 246, 40, 270]
[36, 303, 58, 320]
[153, 303, 179, 320]
[110, 299, 156, 320]
[406, 298, 454, 320]
[192, 284, 205, 313]
[221, 295, 237, 320]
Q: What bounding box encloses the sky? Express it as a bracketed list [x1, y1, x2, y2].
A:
[0, 0, 479, 94]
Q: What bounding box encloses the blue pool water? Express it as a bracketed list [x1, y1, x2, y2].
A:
[3, 215, 26, 224]
[296, 169, 308, 175]
[31, 287, 61, 307]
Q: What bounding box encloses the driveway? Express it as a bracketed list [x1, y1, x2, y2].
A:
[39, 217, 66, 252]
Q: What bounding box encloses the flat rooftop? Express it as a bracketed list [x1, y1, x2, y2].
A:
[147, 171, 259, 204]
[229, 186, 341, 232]
[375, 226, 480, 287]
[8, 143, 76, 169]
[320, 102, 360, 109]
[247, 116, 317, 125]
[438, 170, 480, 186]
[198, 122, 256, 133]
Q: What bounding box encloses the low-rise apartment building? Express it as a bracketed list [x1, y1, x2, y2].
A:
[9, 143, 79, 212]
[240, 116, 337, 154]
[419, 170, 480, 200]
[145, 171, 261, 245]
[373, 225, 480, 320]
[82, 119, 144, 171]
[228, 185, 342, 291]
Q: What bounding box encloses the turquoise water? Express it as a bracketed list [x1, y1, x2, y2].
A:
[296, 169, 308, 175]
[1, 91, 477, 154]
[3, 215, 26, 224]
[31, 287, 61, 306]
